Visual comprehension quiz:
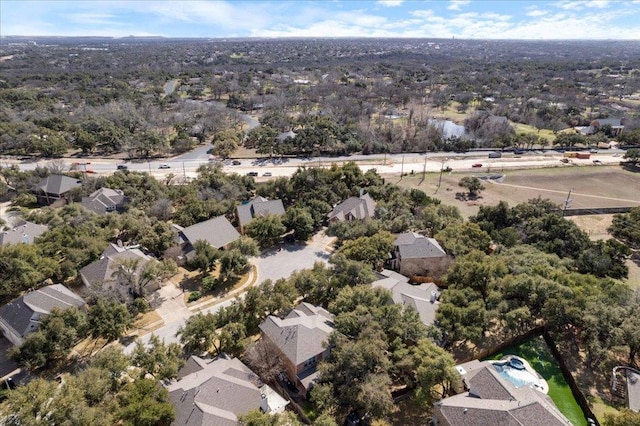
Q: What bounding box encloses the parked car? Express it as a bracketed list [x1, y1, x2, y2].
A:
[488, 152, 502, 158]
[560, 158, 570, 163]
[231, 160, 241, 165]
[593, 159, 602, 164]
[589, 149, 598, 153]
[472, 163, 483, 168]
[246, 171, 258, 176]
[116, 164, 128, 170]
[159, 164, 171, 169]
[263, 172, 273, 177]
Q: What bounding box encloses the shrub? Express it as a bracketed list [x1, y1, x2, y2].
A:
[188, 291, 201, 302]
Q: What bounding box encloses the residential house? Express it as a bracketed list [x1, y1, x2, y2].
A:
[276, 130, 297, 143]
[0, 284, 85, 346]
[79, 243, 157, 301]
[327, 192, 376, 222]
[259, 303, 334, 395]
[433, 360, 571, 426]
[173, 215, 241, 262]
[165, 355, 288, 426]
[81, 187, 127, 215]
[391, 232, 452, 278]
[0, 221, 48, 245]
[371, 269, 441, 327]
[34, 174, 82, 205]
[591, 117, 625, 136]
[236, 196, 285, 234]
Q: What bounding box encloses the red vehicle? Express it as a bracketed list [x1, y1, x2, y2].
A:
[472, 163, 483, 168]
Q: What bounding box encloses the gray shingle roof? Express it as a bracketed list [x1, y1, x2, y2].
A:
[0, 284, 84, 343]
[371, 275, 440, 326]
[180, 216, 240, 249]
[79, 245, 153, 288]
[36, 175, 82, 196]
[0, 221, 48, 245]
[81, 187, 126, 215]
[394, 232, 447, 259]
[236, 197, 285, 229]
[166, 356, 287, 426]
[327, 193, 376, 221]
[436, 361, 571, 426]
[259, 303, 334, 366]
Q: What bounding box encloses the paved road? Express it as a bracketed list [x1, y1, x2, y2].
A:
[123, 231, 334, 353]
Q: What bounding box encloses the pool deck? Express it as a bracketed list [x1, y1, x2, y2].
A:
[489, 355, 550, 394]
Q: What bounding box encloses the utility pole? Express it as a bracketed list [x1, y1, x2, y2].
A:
[183, 162, 186, 179]
[562, 189, 572, 216]
[400, 156, 404, 179]
[422, 153, 428, 180]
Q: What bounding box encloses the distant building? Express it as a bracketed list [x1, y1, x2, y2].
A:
[259, 303, 334, 395]
[391, 232, 452, 278]
[327, 193, 376, 222]
[371, 269, 441, 327]
[591, 117, 625, 136]
[433, 360, 571, 426]
[0, 284, 85, 346]
[165, 355, 288, 426]
[173, 216, 241, 261]
[33, 174, 82, 205]
[0, 221, 48, 245]
[79, 243, 158, 301]
[236, 196, 285, 234]
[276, 130, 297, 142]
[81, 187, 127, 215]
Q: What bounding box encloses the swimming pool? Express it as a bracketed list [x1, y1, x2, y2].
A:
[490, 356, 546, 392]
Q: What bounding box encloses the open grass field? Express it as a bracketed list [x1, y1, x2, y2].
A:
[488, 336, 587, 426]
[397, 165, 640, 219]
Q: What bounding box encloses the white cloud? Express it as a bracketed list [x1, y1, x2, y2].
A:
[448, 0, 470, 11]
[585, 0, 611, 8]
[526, 9, 548, 17]
[377, 0, 404, 7]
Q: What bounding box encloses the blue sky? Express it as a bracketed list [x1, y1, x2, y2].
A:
[1, 1, 639, 39]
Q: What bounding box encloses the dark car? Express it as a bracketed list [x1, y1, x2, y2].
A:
[472, 163, 483, 168]
[232, 160, 242, 165]
[246, 171, 259, 177]
[116, 164, 128, 170]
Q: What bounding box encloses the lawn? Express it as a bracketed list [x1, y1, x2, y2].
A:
[487, 336, 587, 426]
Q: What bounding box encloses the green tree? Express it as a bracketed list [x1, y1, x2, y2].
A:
[211, 129, 239, 159]
[131, 334, 185, 380]
[610, 206, 640, 249]
[458, 176, 485, 197]
[604, 409, 640, 426]
[435, 222, 492, 257]
[191, 239, 219, 274]
[177, 312, 218, 352]
[219, 249, 248, 282]
[283, 207, 315, 241]
[623, 147, 640, 164]
[411, 338, 457, 404]
[0, 378, 57, 423]
[11, 307, 88, 370]
[116, 378, 175, 426]
[337, 230, 395, 270]
[228, 235, 259, 256]
[245, 214, 286, 248]
[238, 409, 302, 426]
[88, 299, 133, 344]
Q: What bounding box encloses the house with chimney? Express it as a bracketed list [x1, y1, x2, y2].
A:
[33, 174, 82, 205]
[433, 359, 571, 425]
[172, 215, 241, 262]
[259, 303, 334, 395]
[236, 196, 285, 234]
[327, 192, 376, 222]
[371, 269, 441, 327]
[81, 187, 127, 215]
[391, 232, 452, 279]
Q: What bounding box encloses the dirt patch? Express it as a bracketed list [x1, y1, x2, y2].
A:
[567, 215, 615, 241]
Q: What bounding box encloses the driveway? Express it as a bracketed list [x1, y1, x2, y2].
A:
[122, 230, 335, 353]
